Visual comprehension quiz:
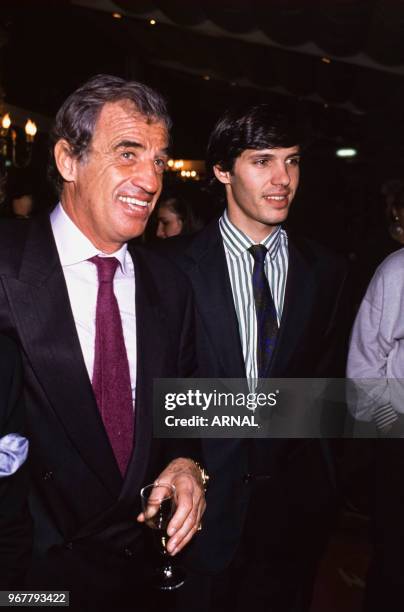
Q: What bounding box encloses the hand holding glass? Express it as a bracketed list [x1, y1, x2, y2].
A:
[140, 482, 186, 590]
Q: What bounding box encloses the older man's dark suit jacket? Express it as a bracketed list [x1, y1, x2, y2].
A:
[0, 214, 196, 607]
[0, 334, 31, 587]
[157, 219, 349, 576]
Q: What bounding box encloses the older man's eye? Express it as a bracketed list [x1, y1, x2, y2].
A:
[121, 151, 135, 160]
[155, 158, 167, 170]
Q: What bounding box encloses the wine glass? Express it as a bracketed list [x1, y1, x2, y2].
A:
[140, 482, 186, 591]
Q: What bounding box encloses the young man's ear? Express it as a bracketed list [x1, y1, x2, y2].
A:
[213, 164, 231, 185]
[54, 139, 78, 183]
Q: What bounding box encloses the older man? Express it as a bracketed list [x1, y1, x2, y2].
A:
[0, 75, 204, 610]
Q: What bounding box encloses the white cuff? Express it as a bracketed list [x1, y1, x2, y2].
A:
[0, 433, 29, 477]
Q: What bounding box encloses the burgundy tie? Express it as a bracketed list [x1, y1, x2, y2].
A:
[90, 256, 134, 476]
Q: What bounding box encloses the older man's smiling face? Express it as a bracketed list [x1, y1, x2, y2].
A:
[59, 100, 169, 252]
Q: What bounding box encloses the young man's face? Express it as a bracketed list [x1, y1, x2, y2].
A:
[215, 146, 300, 241]
[56, 100, 169, 253]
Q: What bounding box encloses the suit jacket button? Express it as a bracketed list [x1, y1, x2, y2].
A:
[43, 471, 53, 481]
[124, 547, 133, 557]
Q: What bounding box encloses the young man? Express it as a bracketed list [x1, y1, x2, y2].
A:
[0, 75, 205, 611]
[161, 104, 349, 612]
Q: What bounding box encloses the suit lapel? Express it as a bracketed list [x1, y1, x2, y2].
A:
[184, 223, 316, 379]
[120, 246, 166, 501]
[3, 215, 122, 496]
[185, 222, 245, 378]
[269, 237, 316, 376]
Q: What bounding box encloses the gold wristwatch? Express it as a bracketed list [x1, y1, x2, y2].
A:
[193, 461, 210, 492]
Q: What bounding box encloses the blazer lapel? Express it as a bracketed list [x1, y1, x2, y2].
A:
[268, 237, 316, 377]
[185, 222, 245, 378]
[3, 215, 122, 496]
[120, 246, 167, 501]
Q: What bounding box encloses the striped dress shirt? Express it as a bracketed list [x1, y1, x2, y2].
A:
[219, 210, 289, 383]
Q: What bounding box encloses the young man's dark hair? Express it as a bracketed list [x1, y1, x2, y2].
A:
[206, 103, 302, 203]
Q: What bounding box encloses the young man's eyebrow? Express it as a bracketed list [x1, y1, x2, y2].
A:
[249, 150, 301, 157]
[249, 152, 276, 158]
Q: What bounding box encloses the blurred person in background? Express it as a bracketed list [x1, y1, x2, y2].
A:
[0, 334, 31, 588]
[11, 193, 34, 219]
[383, 178, 404, 246]
[0, 167, 36, 219]
[347, 230, 404, 611]
[0, 165, 31, 588]
[152, 185, 206, 239]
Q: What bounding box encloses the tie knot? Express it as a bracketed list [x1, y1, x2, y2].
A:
[248, 244, 268, 264]
[89, 256, 120, 283]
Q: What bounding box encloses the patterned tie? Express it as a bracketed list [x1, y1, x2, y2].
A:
[249, 245, 279, 378]
[90, 256, 134, 476]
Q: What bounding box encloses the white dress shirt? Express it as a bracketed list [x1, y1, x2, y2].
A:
[50, 203, 137, 407]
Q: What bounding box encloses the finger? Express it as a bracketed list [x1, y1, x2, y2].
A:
[144, 483, 174, 505]
[167, 511, 197, 553]
[167, 496, 205, 553]
[136, 512, 145, 522]
[166, 489, 194, 536]
[142, 502, 161, 521]
[169, 515, 203, 555]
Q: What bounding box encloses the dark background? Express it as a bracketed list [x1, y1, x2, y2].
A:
[1, 0, 404, 296]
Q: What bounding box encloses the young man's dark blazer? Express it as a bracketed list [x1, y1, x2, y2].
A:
[0, 334, 31, 588]
[155, 218, 349, 576]
[0, 214, 196, 608]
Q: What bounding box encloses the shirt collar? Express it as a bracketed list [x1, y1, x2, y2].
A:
[219, 209, 282, 260]
[50, 202, 130, 274]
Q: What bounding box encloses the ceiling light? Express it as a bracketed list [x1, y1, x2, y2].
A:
[336, 148, 357, 158]
[112, 12, 122, 19]
[150, 19, 156, 25]
[322, 57, 331, 64]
